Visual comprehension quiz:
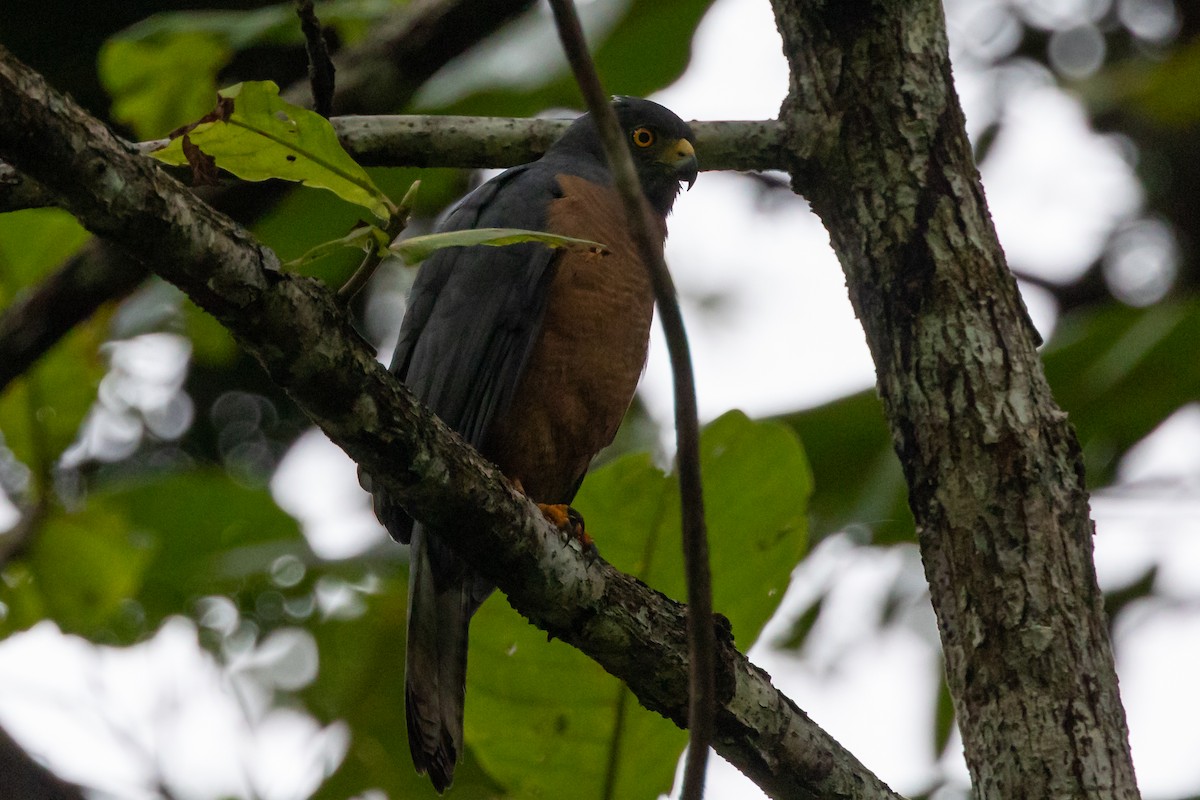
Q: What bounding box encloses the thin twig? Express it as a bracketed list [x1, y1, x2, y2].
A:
[1, 118, 788, 213]
[0, 723, 87, 800]
[336, 182, 418, 304]
[295, 0, 336, 118]
[331, 116, 786, 171]
[545, 2, 715, 798]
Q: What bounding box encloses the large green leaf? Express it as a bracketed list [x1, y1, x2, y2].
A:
[99, 31, 230, 139]
[151, 81, 391, 219]
[107, 470, 310, 627]
[99, 0, 400, 138]
[0, 210, 101, 483]
[465, 411, 809, 799]
[305, 581, 503, 800]
[0, 500, 153, 638]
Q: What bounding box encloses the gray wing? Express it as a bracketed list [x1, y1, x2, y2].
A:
[378, 162, 563, 544]
[372, 161, 568, 793]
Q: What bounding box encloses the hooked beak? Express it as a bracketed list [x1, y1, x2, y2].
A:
[665, 138, 699, 190]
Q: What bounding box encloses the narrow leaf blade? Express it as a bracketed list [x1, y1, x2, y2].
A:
[392, 228, 607, 264]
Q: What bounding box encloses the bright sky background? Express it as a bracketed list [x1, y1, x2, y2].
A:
[3, 0, 1200, 798]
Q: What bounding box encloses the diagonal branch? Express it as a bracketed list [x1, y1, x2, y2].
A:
[0, 45, 902, 800]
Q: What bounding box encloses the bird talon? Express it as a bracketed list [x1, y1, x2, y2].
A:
[538, 503, 596, 557]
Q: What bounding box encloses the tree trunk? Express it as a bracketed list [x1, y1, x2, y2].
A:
[768, 1, 1140, 797]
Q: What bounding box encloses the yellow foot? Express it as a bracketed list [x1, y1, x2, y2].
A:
[537, 503, 596, 557]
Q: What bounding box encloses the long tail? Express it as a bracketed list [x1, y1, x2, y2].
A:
[405, 525, 471, 793]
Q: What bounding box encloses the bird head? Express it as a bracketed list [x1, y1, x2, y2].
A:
[612, 96, 698, 215]
[551, 97, 698, 216]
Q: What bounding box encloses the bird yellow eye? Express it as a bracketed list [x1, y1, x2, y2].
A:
[631, 127, 655, 148]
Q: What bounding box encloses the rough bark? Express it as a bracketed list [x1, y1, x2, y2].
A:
[335, 115, 785, 171]
[768, 1, 1139, 797]
[0, 45, 902, 800]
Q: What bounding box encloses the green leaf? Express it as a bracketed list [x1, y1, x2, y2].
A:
[285, 225, 392, 270]
[0, 209, 91, 299]
[106, 470, 310, 627]
[306, 583, 503, 800]
[465, 411, 809, 799]
[0, 501, 153, 638]
[392, 228, 607, 265]
[151, 81, 391, 220]
[0, 210, 102, 486]
[99, 32, 230, 139]
[110, 0, 398, 52]
[415, 0, 718, 119]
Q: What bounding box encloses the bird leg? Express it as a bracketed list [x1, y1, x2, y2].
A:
[511, 479, 596, 556]
[538, 503, 594, 553]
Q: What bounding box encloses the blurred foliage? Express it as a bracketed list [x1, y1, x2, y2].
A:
[5, 500, 152, 637]
[0, 210, 99, 497]
[778, 298, 1200, 545]
[98, 0, 403, 138]
[1083, 35, 1200, 126]
[413, 0, 718, 116]
[100, 31, 231, 140]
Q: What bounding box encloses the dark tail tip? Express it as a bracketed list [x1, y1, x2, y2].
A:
[406, 687, 458, 793]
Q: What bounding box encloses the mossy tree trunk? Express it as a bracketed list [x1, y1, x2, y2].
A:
[769, 1, 1140, 797]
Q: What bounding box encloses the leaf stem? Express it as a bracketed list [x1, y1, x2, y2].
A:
[336, 186, 415, 305]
